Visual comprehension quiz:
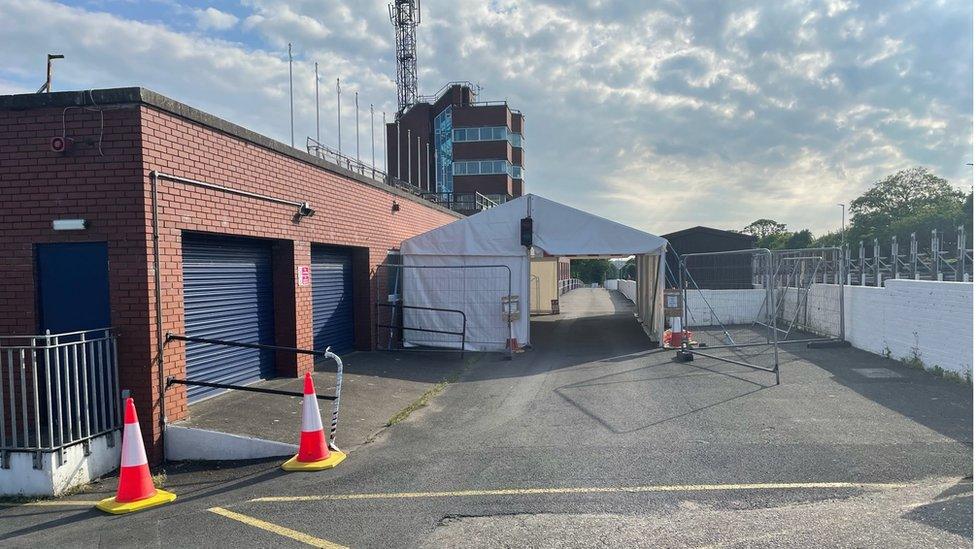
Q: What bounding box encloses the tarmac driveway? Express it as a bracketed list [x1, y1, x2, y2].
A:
[1, 288, 971, 547]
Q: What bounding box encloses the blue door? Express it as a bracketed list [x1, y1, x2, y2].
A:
[311, 246, 355, 354]
[182, 234, 275, 402]
[36, 242, 111, 335]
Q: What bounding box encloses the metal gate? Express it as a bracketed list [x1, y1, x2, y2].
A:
[182, 233, 276, 402]
[311, 246, 355, 354]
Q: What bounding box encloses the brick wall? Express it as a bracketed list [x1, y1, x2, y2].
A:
[0, 92, 458, 463]
[142, 104, 458, 460]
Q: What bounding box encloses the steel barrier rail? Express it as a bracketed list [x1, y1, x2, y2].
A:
[164, 333, 346, 451]
[376, 303, 466, 354]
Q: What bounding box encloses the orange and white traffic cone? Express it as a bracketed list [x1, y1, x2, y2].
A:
[95, 398, 176, 514]
[281, 372, 346, 471]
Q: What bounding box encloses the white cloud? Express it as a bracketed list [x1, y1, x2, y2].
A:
[194, 7, 239, 31]
[0, 0, 970, 236]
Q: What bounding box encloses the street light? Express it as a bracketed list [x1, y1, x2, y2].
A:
[838, 203, 846, 248]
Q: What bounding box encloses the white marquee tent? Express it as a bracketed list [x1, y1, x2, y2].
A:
[399, 194, 669, 351]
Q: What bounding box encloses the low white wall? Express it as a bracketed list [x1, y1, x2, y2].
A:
[165, 424, 297, 461]
[616, 279, 636, 302]
[604, 279, 618, 291]
[0, 430, 120, 496]
[684, 289, 766, 327]
[844, 279, 972, 376]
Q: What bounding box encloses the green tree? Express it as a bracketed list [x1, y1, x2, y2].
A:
[784, 229, 813, 249]
[847, 167, 967, 244]
[743, 219, 787, 240]
[618, 257, 637, 280]
[571, 259, 614, 284]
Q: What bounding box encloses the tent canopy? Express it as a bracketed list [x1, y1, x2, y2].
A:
[402, 195, 668, 257]
[399, 194, 668, 351]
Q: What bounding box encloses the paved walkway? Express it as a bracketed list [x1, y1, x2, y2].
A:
[1, 288, 971, 547]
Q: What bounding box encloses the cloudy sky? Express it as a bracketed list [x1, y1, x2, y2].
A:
[1, 0, 971, 234]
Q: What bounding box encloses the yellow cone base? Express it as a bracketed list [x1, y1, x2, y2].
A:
[281, 450, 347, 471]
[95, 488, 177, 515]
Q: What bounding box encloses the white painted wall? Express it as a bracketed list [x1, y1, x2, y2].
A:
[617, 279, 636, 302]
[0, 431, 120, 496]
[684, 289, 766, 327]
[843, 279, 972, 376]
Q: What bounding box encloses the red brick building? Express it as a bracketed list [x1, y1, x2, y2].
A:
[0, 87, 459, 463]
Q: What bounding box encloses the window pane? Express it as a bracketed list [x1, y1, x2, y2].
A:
[454, 129, 465, 141]
[464, 128, 476, 140]
[479, 161, 491, 173]
[478, 127, 490, 140]
[493, 127, 505, 140]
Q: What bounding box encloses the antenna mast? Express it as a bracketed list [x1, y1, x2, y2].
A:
[388, 0, 420, 114]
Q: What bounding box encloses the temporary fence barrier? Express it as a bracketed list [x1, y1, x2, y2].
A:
[164, 334, 345, 451]
[679, 249, 781, 383]
[375, 260, 514, 355]
[0, 328, 121, 468]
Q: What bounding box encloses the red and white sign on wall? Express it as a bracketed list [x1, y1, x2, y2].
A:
[297, 265, 311, 286]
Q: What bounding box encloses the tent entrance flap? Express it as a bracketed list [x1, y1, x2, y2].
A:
[399, 194, 668, 349]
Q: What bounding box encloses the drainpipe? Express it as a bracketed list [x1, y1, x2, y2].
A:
[150, 171, 167, 451]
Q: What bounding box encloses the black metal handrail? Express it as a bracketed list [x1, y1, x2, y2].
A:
[377, 303, 466, 351]
[165, 378, 335, 401]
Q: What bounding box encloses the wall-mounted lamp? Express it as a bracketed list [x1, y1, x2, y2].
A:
[53, 219, 88, 231]
[297, 202, 315, 218]
[391, 201, 400, 213]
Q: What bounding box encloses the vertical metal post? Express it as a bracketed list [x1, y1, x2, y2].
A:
[858, 241, 865, 285]
[314, 62, 320, 143]
[0, 349, 6, 451]
[837, 248, 846, 342]
[355, 91, 360, 161]
[111, 335, 121, 428]
[417, 135, 421, 190]
[958, 225, 968, 282]
[910, 232, 918, 279]
[6, 348, 16, 448]
[370, 104, 375, 170]
[425, 141, 430, 192]
[407, 129, 412, 185]
[18, 348, 28, 446]
[932, 229, 942, 281]
[52, 332, 63, 449]
[71, 342, 81, 444]
[43, 332, 53, 450]
[336, 78, 342, 154]
[396, 119, 401, 180]
[79, 332, 90, 439]
[873, 238, 881, 286]
[288, 43, 294, 148]
[383, 112, 388, 173]
[30, 337, 40, 449]
[891, 236, 899, 279]
[766, 250, 779, 383]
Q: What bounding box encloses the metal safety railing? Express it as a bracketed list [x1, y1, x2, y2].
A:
[377, 304, 467, 355]
[419, 191, 502, 213]
[558, 278, 584, 295]
[164, 334, 345, 450]
[0, 328, 121, 468]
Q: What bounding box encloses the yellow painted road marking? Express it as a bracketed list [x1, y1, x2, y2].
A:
[208, 506, 347, 549]
[249, 481, 910, 503]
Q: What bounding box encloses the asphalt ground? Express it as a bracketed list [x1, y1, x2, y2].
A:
[0, 288, 971, 547]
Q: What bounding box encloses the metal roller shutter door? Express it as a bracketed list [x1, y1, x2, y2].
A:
[311, 246, 355, 354]
[183, 233, 276, 402]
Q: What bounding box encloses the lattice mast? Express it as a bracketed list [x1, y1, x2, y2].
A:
[389, 0, 420, 115]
